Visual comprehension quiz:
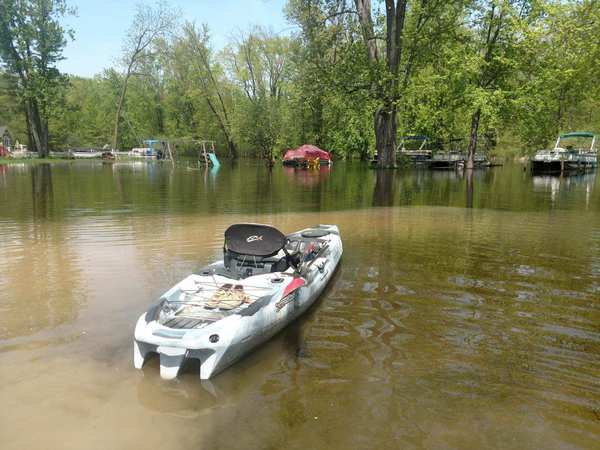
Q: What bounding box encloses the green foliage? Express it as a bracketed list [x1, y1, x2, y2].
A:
[3, 0, 600, 159]
[0, 0, 73, 155]
[511, 0, 600, 150]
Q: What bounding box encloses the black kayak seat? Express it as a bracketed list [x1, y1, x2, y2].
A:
[224, 223, 286, 257]
[224, 224, 289, 277]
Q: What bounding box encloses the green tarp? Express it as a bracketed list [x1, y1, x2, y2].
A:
[560, 132, 596, 139]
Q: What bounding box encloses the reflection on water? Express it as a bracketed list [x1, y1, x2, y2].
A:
[532, 172, 596, 208]
[373, 170, 396, 206]
[31, 164, 54, 219]
[0, 161, 599, 450]
[284, 165, 330, 187]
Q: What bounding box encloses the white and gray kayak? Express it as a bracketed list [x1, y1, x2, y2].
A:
[133, 223, 342, 380]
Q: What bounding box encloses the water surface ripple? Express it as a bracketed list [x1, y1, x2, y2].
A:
[0, 162, 599, 449]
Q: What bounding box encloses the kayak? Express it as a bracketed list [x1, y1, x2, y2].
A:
[133, 223, 342, 380]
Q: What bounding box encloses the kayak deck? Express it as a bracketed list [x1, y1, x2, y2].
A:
[154, 271, 288, 329]
[133, 224, 342, 380]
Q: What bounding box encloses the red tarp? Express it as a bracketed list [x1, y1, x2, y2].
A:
[283, 145, 331, 161]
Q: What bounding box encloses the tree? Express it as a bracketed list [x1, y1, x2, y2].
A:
[0, 70, 27, 143]
[463, 1, 537, 168]
[512, 0, 600, 148]
[0, 0, 73, 156]
[354, 0, 405, 167]
[177, 23, 238, 158]
[226, 29, 291, 162]
[112, 1, 176, 150]
[354, 0, 457, 167]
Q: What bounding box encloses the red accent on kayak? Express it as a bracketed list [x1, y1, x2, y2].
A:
[282, 278, 305, 298]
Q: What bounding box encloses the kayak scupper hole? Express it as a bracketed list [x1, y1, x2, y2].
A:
[271, 278, 284, 283]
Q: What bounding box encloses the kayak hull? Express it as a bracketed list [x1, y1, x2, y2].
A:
[134, 224, 342, 380]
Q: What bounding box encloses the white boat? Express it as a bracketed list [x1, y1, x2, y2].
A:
[69, 149, 103, 159]
[129, 147, 157, 158]
[531, 132, 598, 173]
[133, 223, 343, 380]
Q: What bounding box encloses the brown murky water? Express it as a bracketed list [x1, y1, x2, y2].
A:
[1, 161, 599, 449]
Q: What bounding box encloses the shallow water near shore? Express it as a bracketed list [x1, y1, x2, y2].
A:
[1, 160, 599, 449]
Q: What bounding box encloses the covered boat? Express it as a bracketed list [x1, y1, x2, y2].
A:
[531, 132, 598, 174]
[133, 223, 342, 380]
[283, 145, 332, 167]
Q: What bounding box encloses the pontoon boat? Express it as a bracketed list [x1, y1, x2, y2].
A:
[531, 132, 598, 174]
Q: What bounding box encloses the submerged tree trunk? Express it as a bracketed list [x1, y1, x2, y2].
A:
[26, 100, 49, 157]
[466, 108, 481, 170]
[227, 139, 238, 159]
[355, 0, 407, 169]
[375, 106, 397, 168]
[26, 104, 41, 155]
[313, 96, 323, 147]
[359, 139, 370, 161]
[112, 72, 131, 151]
[204, 94, 237, 159]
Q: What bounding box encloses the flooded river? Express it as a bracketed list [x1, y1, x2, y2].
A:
[1, 161, 599, 449]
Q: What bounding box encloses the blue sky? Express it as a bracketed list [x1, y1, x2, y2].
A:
[58, 0, 292, 77]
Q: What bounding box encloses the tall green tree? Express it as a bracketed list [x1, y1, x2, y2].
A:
[112, 0, 176, 150]
[513, 0, 600, 148]
[226, 29, 291, 161]
[176, 23, 239, 158]
[463, 1, 536, 168]
[354, 0, 408, 167]
[355, 0, 455, 167]
[0, 0, 73, 156]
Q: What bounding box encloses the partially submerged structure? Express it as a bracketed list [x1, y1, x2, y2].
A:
[397, 135, 434, 163]
[429, 151, 488, 170]
[531, 132, 598, 174]
[371, 136, 490, 169]
[129, 140, 165, 159]
[283, 145, 332, 167]
[198, 140, 220, 167]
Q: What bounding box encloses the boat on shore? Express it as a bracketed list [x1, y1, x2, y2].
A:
[68, 148, 104, 159]
[531, 132, 597, 174]
[133, 223, 342, 380]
